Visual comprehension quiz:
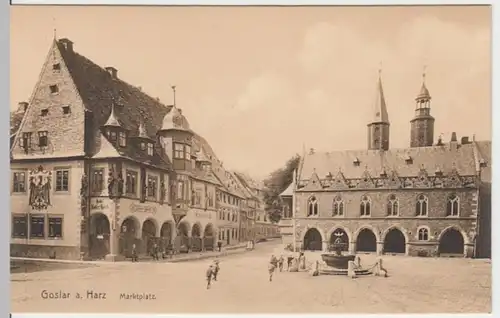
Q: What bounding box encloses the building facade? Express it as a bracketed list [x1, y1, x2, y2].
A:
[10, 37, 274, 260]
[279, 72, 491, 258]
[235, 173, 280, 241]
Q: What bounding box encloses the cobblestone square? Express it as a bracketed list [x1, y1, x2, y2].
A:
[11, 242, 491, 314]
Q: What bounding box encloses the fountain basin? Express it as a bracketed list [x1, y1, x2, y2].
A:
[321, 254, 355, 269]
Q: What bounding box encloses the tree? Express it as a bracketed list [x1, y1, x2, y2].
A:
[263, 154, 301, 223]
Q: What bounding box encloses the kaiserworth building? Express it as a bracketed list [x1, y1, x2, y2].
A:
[10, 37, 272, 260]
[280, 72, 491, 258]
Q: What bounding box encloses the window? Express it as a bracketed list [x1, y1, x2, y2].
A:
[147, 175, 158, 199]
[332, 196, 344, 216]
[416, 194, 428, 216]
[283, 205, 290, 218]
[418, 227, 429, 241]
[62, 106, 71, 114]
[30, 215, 45, 238]
[55, 169, 69, 192]
[174, 143, 184, 159]
[92, 169, 104, 192]
[12, 172, 26, 193]
[41, 109, 49, 117]
[360, 195, 371, 216]
[387, 194, 399, 216]
[194, 190, 202, 206]
[52, 63, 61, 71]
[118, 131, 127, 147]
[21, 132, 32, 150]
[208, 191, 214, 207]
[177, 181, 184, 199]
[38, 131, 48, 147]
[12, 215, 27, 238]
[446, 194, 460, 216]
[126, 171, 138, 195]
[147, 143, 154, 156]
[307, 196, 318, 217]
[49, 85, 59, 94]
[185, 145, 191, 160]
[48, 216, 63, 238]
[140, 142, 147, 151]
[109, 131, 117, 142]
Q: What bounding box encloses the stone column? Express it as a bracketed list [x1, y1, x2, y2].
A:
[464, 243, 474, 258]
[105, 228, 121, 261]
[105, 199, 123, 262]
[322, 240, 328, 252]
[376, 241, 384, 256]
[349, 241, 356, 254]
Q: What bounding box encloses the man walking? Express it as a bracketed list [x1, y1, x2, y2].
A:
[206, 264, 214, 289]
[212, 259, 220, 281]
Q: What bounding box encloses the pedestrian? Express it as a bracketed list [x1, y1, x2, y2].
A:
[278, 255, 284, 272]
[212, 259, 220, 281]
[268, 254, 278, 282]
[151, 243, 159, 261]
[298, 252, 306, 271]
[286, 252, 294, 271]
[217, 240, 223, 252]
[131, 243, 138, 262]
[206, 265, 214, 289]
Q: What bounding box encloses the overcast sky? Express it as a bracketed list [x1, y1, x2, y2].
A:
[11, 5, 491, 179]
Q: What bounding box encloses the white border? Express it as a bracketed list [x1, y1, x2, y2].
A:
[6, 0, 497, 317]
[8, 0, 495, 5]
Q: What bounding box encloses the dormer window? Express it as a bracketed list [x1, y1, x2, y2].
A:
[49, 85, 59, 94]
[479, 159, 487, 168]
[404, 155, 413, 165]
[52, 63, 61, 71]
[118, 131, 127, 147]
[147, 143, 154, 156]
[353, 157, 360, 166]
[41, 109, 49, 117]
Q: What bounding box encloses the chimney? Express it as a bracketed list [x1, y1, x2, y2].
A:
[461, 136, 470, 145]
[450, 132, 458, 151]
[18, 101, 28, 113]
[436, 135, 444, 146]
[58, 38, 74, 52]
[105, 67, 118, 79]
[451, 132, 457, 142]
[178, 109, 182, 115]
[309, 148, 315, 155]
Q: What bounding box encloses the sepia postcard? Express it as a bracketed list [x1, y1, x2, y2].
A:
[10, 4, 492, 314]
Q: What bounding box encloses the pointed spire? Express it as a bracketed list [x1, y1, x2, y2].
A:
[416, 65, 431, 101]
[104, 100, 122, 127]
[371, 65, 389, 124]
[137, 120, 149, 139]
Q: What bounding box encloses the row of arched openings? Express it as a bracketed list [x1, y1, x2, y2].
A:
[307, 194, 460, 217]
[302, 227, 465, 255]
[88, 213, 215, 258]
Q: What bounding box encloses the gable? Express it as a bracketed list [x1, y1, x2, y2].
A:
[11, 40, 87, 159]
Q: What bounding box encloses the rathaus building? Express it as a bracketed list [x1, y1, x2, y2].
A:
[279, 72, 491, 258]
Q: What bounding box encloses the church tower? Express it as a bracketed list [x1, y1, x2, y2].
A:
[367, 69, 390, 151]
[410, 70, 435, 147]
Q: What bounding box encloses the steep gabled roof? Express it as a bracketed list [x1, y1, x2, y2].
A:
[299, 142, 480, 181]
[54, 39, 172, 169]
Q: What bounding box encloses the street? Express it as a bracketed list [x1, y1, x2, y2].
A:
[11, 241, 491, 314]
